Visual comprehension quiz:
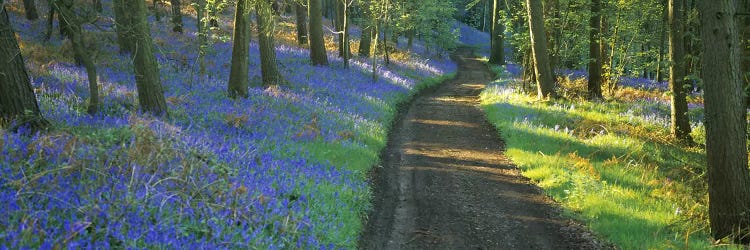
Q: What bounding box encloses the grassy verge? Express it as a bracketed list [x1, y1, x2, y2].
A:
[480, 66, 715, 249]
[291, 73, 454, 245]
[1, 1, 457, 247]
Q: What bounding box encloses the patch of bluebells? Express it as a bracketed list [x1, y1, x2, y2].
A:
[2, 3, 455, 248]
[556, 68, 672, 92]
[455, 21, 489, 53]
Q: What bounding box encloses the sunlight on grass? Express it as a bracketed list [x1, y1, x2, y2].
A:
[1, 1, 457, 247]
[480, 66, 714, 249]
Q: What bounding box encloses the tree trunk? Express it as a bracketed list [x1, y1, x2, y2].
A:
[489, 0, 505, 65]
[23, 0, 39, 20]
[227, 0, 249, 98]
[588, 0, 603, 99]
[698, 0, 750, 243]
[196, 0, 208, 77]
[383, 0, 390, 66]
[124, 0, 168, 116]
[0, 2, 48, 130]
[44, 6, 54, 40]
[113, 0, 134, 53]
[526, 0, 556, 99]
[656, 0, 667, 82]
[256, 0, 283, 86]
[683, 0, 698, 90]
[54, 0, 100, 114]
[324, 0, 334, 18]
[359, 0, 372, 58]
[309, 0, 328, 65]
[337, 0, 350, 67]
[741, 0, 750, 109]
[171, 0, 183, 33]
[406, 28, 414, 50]
[600, 12, 611, 89]
[294, 2, 308, 45]
[93, 0, 103, 13]
[545, 0, 561, 71]
[668, 0, 692, 143]
[334, 0, 350, 61]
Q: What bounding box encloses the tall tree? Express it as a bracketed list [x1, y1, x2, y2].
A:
[227, 0, 250, 98]
[195, 0, 209, 78]
[119, 0, 169, 116]
[359, 24, 373, 57]
[53, 0, 100, 114]
[335, 0, 350, 59]
[587, 0, 603, 99]
[113, 0, 134, 53]
[655, 0, 667, 82]
[335, 0, 350, 67]
[381, 0, 390, 65]
[294, 1, 308, 45]
[171, 0, 183, 33]
[23, 0, 39, 20]
[489, 0, 505, 65]
[93, 0, 103, 13]
[358, 0, 373, 57]
[526, 0, 556, 99]
[0, 1, 48, 130]
[309, 0, 328, 65]
[742, 0, 750, 108]
[256, 0, 284, 85]
[698, 0, 750, 243]
[668, 0, 692, 143]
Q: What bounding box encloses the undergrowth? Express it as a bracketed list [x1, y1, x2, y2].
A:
[480, 65, 720, 249]
[1, 0, 456, 248]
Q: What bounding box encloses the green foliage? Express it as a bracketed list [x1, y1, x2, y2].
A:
[409, 0, 459, 52]
[366, 0, 458, 53]
[480, 66, 714, 249]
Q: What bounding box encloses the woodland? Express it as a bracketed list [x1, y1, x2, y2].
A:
[0, 0, 749, 248]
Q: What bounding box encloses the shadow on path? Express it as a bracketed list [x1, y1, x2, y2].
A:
[359, 47, 606, 249]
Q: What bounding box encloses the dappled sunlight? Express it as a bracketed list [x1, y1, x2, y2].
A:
[480, 67, 712, 249]
[1, 1, 456, 248]
[410, 119, 479, 128]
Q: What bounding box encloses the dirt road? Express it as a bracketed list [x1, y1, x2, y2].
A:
[359, 47, 605, 249]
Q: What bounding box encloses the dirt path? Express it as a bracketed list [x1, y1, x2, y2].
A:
[359, 47, 605, 249]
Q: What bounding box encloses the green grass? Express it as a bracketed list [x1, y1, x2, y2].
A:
[290, 73, 455, 246]
[480, 67, 716, 249]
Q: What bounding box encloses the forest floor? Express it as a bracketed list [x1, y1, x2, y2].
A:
[360, 47, 607, 249]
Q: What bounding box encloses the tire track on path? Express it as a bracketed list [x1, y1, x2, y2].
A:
[360, 47, 605, 249]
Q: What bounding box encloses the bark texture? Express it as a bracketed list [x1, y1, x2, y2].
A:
[171, 0, 183, 33]
[113, 0, 134, 53]
[668, 0, 692, 142]
[93, 0, 102, 13]
[335, 0, 349, 59]
[256, 0, 283, 85]
[489, 0, 505, 65]
[698, 0, 750, 243]
[526, 0, 556, 99]
[125, 0, 168, 116]
[23, 0, 39, 20]
[587, 0, 603, 99]
[228, 0, 250, 98]
[294, 2, 308, 45]
[0, 2, 48, 129]
[359, 25, 372, 57]
[358, 0, 373, 58]
[309, 0, 328, 65]
[196, 0, 207, 77]
[53, 0, 100, 114]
